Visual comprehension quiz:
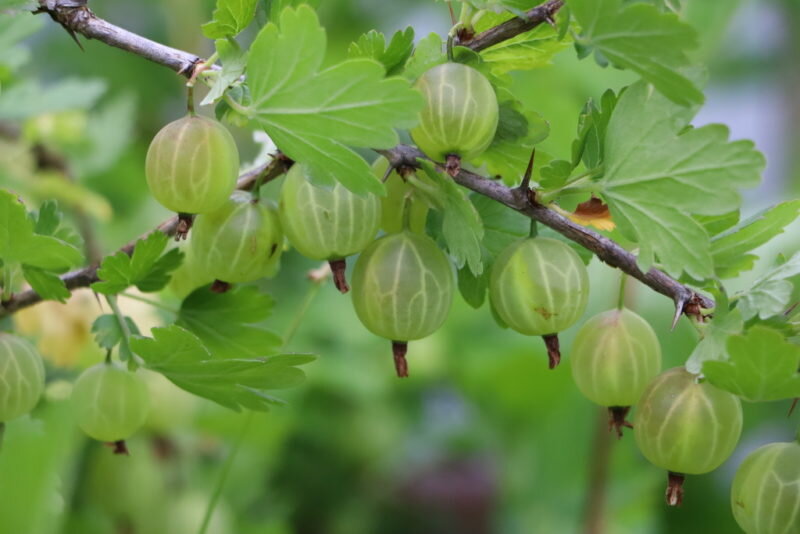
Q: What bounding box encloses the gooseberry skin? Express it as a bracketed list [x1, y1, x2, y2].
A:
[410, 63, 499, 162]
[145, 115, 239, 214]
[279, 163, 381, 260]
[71, 363, 150, 442]
[351, 231, 454, 342]
[190, 191, 283, 283]
[570, 308, 662, 407]
[634, 367, 743, 475]
[731, 441, 800, 534]
[489, 237, 589, 336]
[0, 333, 45, 422]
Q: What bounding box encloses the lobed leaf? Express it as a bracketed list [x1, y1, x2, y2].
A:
[176, 285, 283, 359]
[131, 326, 315, 411]
[91, 231, 183, 295]
[703, 326, 800, 402]
[348, 27, 415, 76]
[570, 0, 703, 106]
[202, 0, 258, 39]
[246, 6, 422, 195]
[710, 200, 800, 279]
[598, 81, 765, 279]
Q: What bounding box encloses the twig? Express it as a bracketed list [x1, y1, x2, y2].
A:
[25, 0, 714, 320]
[35, 0, 208, 77]
[459, 0, 565, 51]
[379, 145, 714, 317]
[0, 156, 291, 318]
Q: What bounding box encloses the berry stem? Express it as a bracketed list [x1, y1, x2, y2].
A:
[617, 272, 628, 310]
[329, 259, 349, 294]
[529, 219, 538, 238]
[187, 85, 195, 116]
[666, 472, 685, 507]
[542, 334, 561, 369]
[392, 341, 409, 378]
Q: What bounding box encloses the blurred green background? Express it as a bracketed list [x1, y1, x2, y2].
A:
[0, 1, 799, 533]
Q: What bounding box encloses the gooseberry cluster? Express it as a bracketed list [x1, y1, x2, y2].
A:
[65, 57, 795, 524]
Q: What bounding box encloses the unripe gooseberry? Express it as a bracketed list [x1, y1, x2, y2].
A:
[0, 333, 45, 423]
[634, 367, 743, 506]
[410, 62, 499, 175]
[145, 115, 239, 215]
[71, 362, 150, 447]
[570, 307, 662, 436]
[279, 163, 381, 293]
[731, 440, 800, 534]
[190, 191, 283, 286]
[489, 237, 589, 368]
[351, 231, 454, 377]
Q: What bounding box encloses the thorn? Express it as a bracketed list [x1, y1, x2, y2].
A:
[544, 15, 557, 28]
[519, 148, 536, 192]
[789, 398, 798, 417]
[671, 293, 689, 331]
[392, 341, 409, 378]
[329, 259, 349, 294]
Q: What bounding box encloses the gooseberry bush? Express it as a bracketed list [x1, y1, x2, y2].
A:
[0, 0, 799, 532]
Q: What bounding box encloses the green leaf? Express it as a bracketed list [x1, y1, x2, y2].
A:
[202, 0, 258, 38]
[571, 89, 618, 170]
[266, 0, 321, 20]
[703, 326, 800, 402]
[414, 161, 484, 275]
[91, 314, 140, 352]
[735, 251, 800, 320]
[348, 27, 415, 76]
[91, 232, 183, 295]
[570, 0, 703, 106]
[538, 159, 573, 190]
[685, 307, 743, 374]
[478, 19, 570, 75]
[131, 325, 314, 411]
[598, 81, 765, 279]
[403, 33, 444, 81]
[472, 89, 550, 182]
[21, 266, 70, 302]
[0, 190, 82, 271]
[201, 39, 247, 106]
[246, 6, 422, 195]
[710, 200, 800, 279]
[696, 211, 740, 237]
[176, 285, 282, 359]
[456, 195, 529, 307]
[0, 78, 106, 120]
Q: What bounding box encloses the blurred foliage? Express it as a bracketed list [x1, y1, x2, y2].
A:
[0, 1, 798, 534]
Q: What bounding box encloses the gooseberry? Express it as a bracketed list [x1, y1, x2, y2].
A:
[0, 333, 45, 423]
[351, 231, 454, 377]
[489, 237, 589, 368]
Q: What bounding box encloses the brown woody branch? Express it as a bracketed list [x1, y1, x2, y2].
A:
[17, 0, 713, 323]
[0, 157, 291, 318]
[380, 145, 713, 325]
